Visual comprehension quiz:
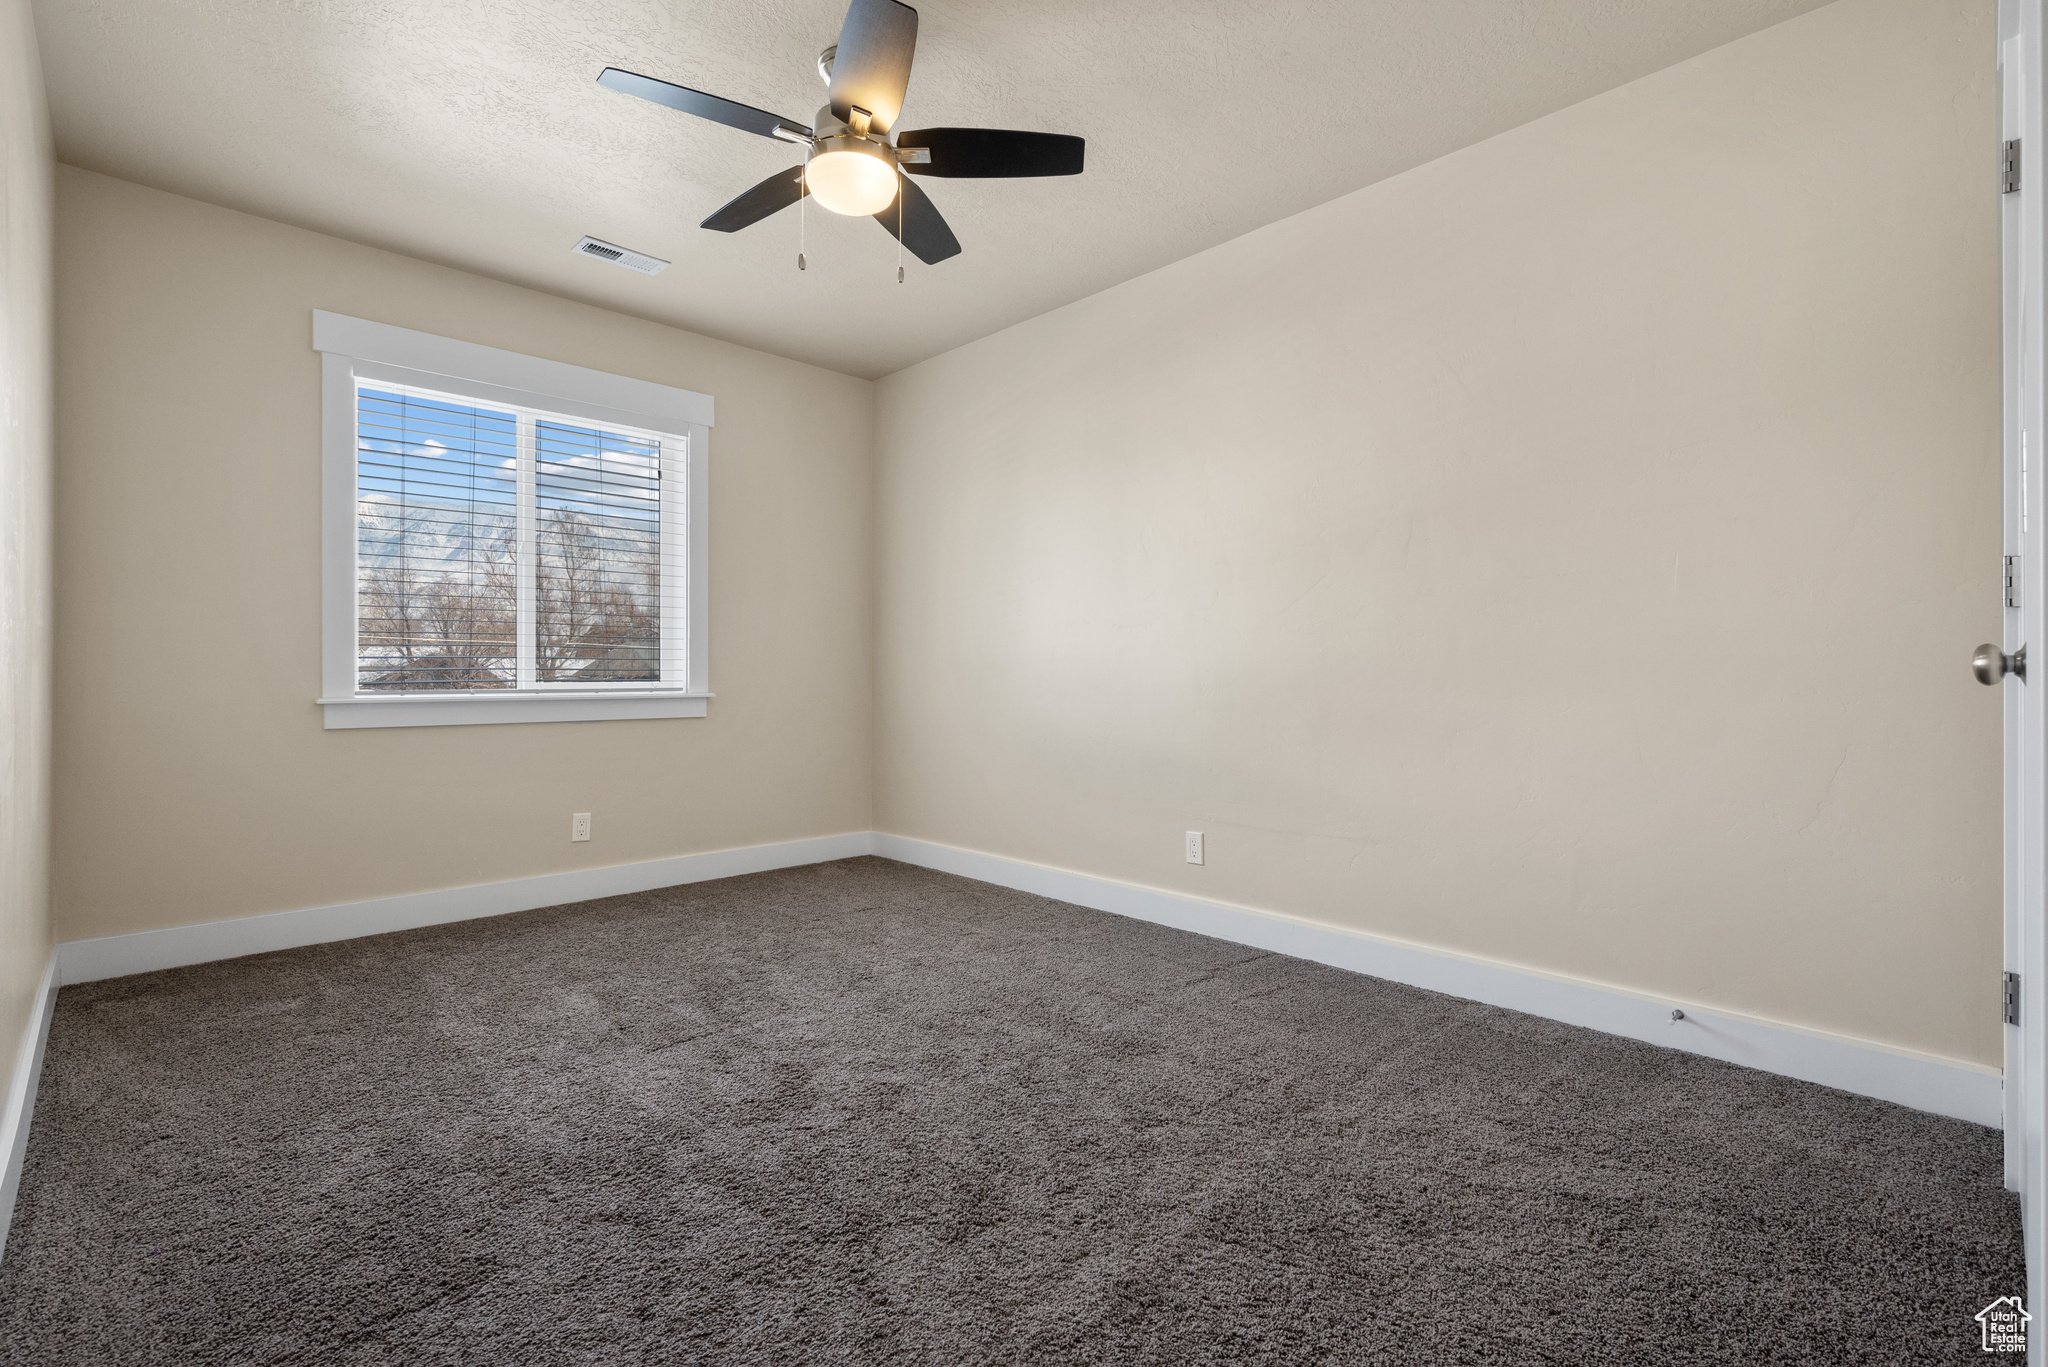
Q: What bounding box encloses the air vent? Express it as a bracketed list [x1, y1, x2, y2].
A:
[572, 236, 670, 276]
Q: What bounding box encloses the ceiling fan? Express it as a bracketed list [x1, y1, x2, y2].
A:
[598, 0, 1084, 267]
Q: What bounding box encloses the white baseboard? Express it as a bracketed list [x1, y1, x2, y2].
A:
[0, 951, 58, 1264]
[46, 829, 2003, 1129]
[872, 834, 2004, 1129]
[56, 832, 877, 986]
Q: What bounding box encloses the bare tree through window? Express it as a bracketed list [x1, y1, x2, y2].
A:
[535, 420, 661, 682]
[356, 388, 518, 690]
[354, 386, 666, 693]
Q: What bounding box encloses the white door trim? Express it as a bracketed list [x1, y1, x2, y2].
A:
[2000, 4, 2047, 1350]
[2006, 10, 2028, 1194]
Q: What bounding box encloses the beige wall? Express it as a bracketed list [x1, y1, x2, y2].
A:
[45, 0, 2002, 1073]
[874, 0, 2002, 1066]
[51, 167, 873, 941]
[0, 0, 52, 1074]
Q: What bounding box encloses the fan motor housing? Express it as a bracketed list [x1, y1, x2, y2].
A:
[813, 133, 893, 161]
[812, 105, 857, 142]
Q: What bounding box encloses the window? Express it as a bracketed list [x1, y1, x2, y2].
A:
[315, 313, 712, 728]
[355, 386, 668, 691]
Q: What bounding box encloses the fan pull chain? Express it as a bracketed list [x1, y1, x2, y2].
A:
[798, 158, 809, 272]
[896, 169, 905, 284]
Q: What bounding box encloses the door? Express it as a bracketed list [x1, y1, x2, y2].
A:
[1997, 3, 2048, 1355]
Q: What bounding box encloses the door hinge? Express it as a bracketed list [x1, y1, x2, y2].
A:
[2006, 139, 2023, 195]
[2007, 970, 2022, 1027]
[2008, 555, 2024, 609]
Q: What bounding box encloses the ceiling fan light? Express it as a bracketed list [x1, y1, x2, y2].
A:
[806, 144, 899, 216]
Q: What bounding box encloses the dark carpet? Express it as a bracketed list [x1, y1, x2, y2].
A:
[0, 857, 2023, 1364]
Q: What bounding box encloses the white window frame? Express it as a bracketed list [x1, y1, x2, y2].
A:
[314, 311, 713, 729]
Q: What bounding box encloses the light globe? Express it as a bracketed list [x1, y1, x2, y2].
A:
[806, 146, 900, 216]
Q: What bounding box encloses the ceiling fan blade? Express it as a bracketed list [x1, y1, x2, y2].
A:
[895, 128, 1084, 178]
[701, 166, 809, 232]
[828, 0, 917, 135]
[599, 68, 811, 142]
[873, 172, 960, 265]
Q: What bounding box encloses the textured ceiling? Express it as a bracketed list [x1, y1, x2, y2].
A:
[33, 0, 1831, 378]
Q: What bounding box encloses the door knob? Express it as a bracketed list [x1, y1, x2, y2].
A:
[1976, 642, 2027, 684]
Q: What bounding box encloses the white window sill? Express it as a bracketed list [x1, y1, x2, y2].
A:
[318, 691, 711, 730]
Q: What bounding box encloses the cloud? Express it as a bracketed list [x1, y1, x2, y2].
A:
[541, 451, 660, 499]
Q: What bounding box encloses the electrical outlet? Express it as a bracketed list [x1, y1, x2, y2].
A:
[572, 812, 592, 843]
[1185, 831, 1204, 865]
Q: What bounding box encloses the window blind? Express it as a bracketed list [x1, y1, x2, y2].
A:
[356, 386, 519, 691]
[535, 420, 662, 683]
[354, 382, 677, 695]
